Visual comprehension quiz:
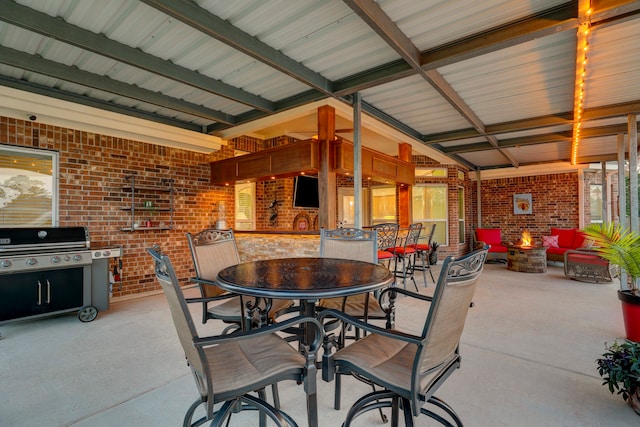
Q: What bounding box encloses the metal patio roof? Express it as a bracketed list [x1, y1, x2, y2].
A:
[1, 0, 640, 172]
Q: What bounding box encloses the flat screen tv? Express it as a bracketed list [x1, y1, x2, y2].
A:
[293, 176, 319, 209]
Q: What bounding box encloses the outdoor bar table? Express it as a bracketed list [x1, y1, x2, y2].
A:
[215, 256, 394, 427]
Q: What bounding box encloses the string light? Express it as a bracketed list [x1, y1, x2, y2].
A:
[571, 3, 592, 165]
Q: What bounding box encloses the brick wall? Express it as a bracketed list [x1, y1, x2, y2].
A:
[471, 173, 580, 245]
[1, 116, 234, 298]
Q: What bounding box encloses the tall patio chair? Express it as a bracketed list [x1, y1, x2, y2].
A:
[371, 223, 400, 270]
[316, 227, 392, 416]
[319, 246, 489, 427]
[187, 228, 293, 331]
[386, 223, 423, 291]
[316, 228, 388, 342]
[410, 223, 437, 286]
[148, 247, 323, 427]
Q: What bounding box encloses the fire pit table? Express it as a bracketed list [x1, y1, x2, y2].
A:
[507, 244, 547, 273]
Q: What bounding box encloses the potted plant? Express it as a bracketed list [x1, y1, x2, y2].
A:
[429, 241, 440, 265]
[596, 339, 640, 414]
[584, 223, 640, 342]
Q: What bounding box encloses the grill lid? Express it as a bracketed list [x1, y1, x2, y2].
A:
[0, 227, 89, 253]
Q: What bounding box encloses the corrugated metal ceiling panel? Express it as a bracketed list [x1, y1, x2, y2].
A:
[2, 1, 640, 171]
[381, 0, 568, 50]
[441, 31, 577, 125]
[362, 75, 470, 134]
[587, 18, 640, 108]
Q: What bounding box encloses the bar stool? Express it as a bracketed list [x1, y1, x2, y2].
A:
[410, 223, 436, 286]
[371, 223, 399, 271]
[386, 223, 422, 291]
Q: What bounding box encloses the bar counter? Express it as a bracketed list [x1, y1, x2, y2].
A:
[234, 230, 320, 261]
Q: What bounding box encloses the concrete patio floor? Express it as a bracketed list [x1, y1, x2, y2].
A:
[1, 261, 638, 426]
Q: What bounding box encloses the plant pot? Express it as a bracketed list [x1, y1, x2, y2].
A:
[630, 389, 640, 415]
[618, 290, 640, 342]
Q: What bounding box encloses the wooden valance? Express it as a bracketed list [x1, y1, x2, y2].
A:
[210, 138, 414, 185]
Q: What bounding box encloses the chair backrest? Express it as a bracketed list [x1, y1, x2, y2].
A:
[147, 248, 212, 410]
[403, 222, 422, 248]
[424, 223, 436, 245]
[186, 228, 241, 297]
[371, 223, 399, 251]
[412, 246, 489, 413]
[320, 228, 378, 264]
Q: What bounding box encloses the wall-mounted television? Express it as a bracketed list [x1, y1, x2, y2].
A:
[293, 175, 319, 209]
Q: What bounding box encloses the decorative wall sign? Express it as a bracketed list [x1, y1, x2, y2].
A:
[514, 193, 532, 215]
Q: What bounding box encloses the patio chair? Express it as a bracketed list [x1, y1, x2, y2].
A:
[187, 228, 293, 331]
[386, 223, 423, 291]
[371, 223, 399, 270]
[316, 227, 392, 419]
[317, 228, 388, 345]
[319, 246, 489, 427]
[410, 223, 437, 286]
[148, 247, 323, 427]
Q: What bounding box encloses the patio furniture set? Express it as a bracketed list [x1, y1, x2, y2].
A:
[148, 227, 489, 427]
[473, 227, 614, 283]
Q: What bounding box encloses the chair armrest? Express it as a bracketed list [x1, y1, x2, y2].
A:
[379, 286, 433, 303]
[317, 308, 421, 344]
[189, 277, 240, 302]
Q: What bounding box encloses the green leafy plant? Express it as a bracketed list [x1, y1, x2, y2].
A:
[583, 223, 640, 294]
[597, 339, 640, 402]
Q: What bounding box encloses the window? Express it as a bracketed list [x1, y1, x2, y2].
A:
[0, 146, 57, 227]
[234, 182, 255, 230]
[412, 184, 448, 246]
[590, 184, 603, 223]
[371, 186, 396, 225]
[415, 167, 447, 178]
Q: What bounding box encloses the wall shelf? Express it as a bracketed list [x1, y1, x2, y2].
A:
[121, 175, 174, 232]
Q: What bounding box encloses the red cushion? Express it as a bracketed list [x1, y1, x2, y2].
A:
[573, 231, 587, 249]
[386, 247, 416, 256]
[409, 243, 430, 251]
[551, 228, 576, 249]
[377, 250, 394, 260]
[566, 252, 608, 266]
[476, 228, 502, 246]
[546, 247, 569, 256]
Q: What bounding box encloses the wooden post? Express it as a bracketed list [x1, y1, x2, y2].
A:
[318, 105, 336, 230]
[398, 143, 412, 228]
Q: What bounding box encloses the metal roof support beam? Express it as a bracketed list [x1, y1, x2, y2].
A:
[141, 0, 334, 96]
[630, 113, 639, 233]
[0, 76, 202, 132]
[344, 0, 519, 167]
[0, 46, 235, 125]
[0, 0, 274, 113]
[334, 1, 640, 98]
[353, 92, 363, 229]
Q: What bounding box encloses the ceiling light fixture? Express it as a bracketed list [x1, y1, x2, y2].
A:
[571, 2, 592, 165]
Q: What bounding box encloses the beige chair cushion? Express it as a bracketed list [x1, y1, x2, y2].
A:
[205, 333, 304, 397]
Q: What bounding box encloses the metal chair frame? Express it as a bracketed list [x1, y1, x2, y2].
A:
[412, 223, 437, 286]
[319, 246, 489, 427]
[148, 248, 323, 427]
[388, 223, 423, 291]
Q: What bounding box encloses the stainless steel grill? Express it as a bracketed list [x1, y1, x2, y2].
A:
[0, 227, 112, 326]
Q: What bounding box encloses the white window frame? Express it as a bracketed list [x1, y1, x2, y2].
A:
[412, 184, 448, 246]
[0, 145, 58, 227]
[234, 182, 255, 230]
